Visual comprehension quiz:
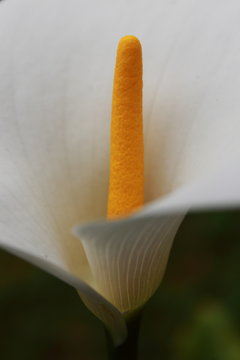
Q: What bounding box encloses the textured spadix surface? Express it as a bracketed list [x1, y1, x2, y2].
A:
[1, 0, 240, 345]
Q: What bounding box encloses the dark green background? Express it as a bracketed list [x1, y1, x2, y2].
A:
[0, 210, 240, 359]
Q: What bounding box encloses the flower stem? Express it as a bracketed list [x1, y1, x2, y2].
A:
[105, 312, 142, 360]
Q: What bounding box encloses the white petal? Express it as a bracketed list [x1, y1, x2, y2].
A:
[74, 215, 184, 312]
[1, 0, 240, 342]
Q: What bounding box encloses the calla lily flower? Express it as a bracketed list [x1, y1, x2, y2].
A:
[1, 0, 240, 346]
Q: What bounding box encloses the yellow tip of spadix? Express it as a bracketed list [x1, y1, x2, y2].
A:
[107, 36, 144, 219]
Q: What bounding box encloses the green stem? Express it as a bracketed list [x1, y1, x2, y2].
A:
[105, 312, 142, 360]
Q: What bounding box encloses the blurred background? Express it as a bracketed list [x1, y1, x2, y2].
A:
[0, 210, 240, 359]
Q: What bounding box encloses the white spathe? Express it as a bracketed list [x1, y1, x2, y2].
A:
[0, 0, 240, 345]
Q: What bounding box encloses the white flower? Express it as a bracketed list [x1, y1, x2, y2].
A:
[0, 0, 240, 345]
